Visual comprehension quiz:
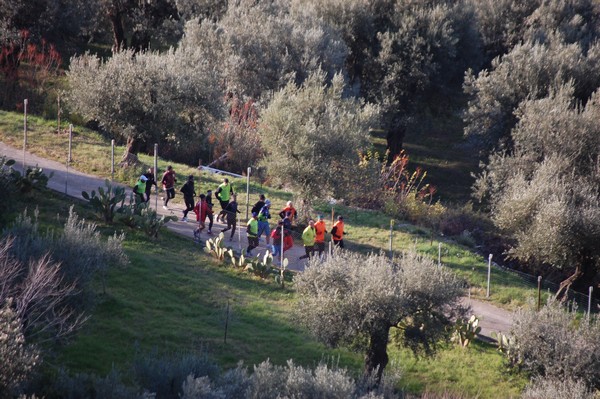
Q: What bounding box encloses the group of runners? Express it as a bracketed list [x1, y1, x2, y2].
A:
[133, 171, 347, 260]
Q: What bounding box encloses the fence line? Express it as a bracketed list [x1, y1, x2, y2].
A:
[9, 103, 600, 313]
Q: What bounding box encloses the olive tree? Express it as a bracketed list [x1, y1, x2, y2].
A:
[464, 32, 600, 152]
[259, 71, 378, 213]
[67, 46, 222, 164]
[179, 0, 348, 100]
[509, 302, 600, 391]
[474, 85, 600, 296]
[0, 300, 39, 396]
[295, 251, 464, 380]
[367, 0, 479, 160]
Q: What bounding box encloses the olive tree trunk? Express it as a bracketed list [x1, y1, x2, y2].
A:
[364, 325, 390, 382]
[386, 123, 405, 164]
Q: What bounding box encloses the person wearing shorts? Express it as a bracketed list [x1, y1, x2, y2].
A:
[257, 199, 272, 245]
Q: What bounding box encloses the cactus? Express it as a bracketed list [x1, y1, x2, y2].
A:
[136, 205, 177, 238]
[491, 331, 513, 355]
[82, 179, 126, 222]
[243, 253, 272, 279]
[15, 165, 52, 193]
[451, 315, 482, 347]
[205, 233, 230, 260]
[228, 251, 245, 268]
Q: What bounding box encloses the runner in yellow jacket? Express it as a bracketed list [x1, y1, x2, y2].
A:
[299, 219, 316, 260]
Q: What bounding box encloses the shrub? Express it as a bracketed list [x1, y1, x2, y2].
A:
[509, 301, 600, 390]
[49, 206, 127, 297]
[521, 377, 594, 399]
[3, 206, 127, 309]
[133, 350, 220, 399]
[182, 359, 399, 399]
[50, 367, 140, 399]
[0, 299, 40, 397]
[0, 235, 82, 342]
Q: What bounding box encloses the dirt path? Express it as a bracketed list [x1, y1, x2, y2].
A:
[0, 141, 514, 339]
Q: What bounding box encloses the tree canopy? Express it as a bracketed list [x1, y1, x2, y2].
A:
[474, 85, 600, 295]
[295, 250, 464, 379]
[258, 72, 378, 211]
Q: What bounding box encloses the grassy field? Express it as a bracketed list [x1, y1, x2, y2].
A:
[0, 106, 534, 396]
[0, 110, 546, 312]
[2, 188, 527, 398]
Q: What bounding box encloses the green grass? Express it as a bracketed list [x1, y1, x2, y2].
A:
[2, 189, 526, 398]
[0, 109, 546, 310]
[0, 110, 536, 396]
[392, 341, 527, 398]
[57, 228, 365, 375]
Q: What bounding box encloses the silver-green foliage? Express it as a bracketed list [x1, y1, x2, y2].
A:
[0, 299, 39, 396]
[3, 206, 127, 309]
[474, 85, 600, 289]
[259, 71, 378, 208]
[295, 250, 464, 376]
[521, 377, 594, 399]
[464, 35, 600, 149]
[67, 46, 222, 157]
[181, 359, 399, 399]
[179, 0, 348, 99]
[509, 301, 600, 390]
[53, 206, 127, 293]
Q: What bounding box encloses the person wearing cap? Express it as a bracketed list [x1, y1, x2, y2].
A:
[180, 175, 196, 222]
[215, 178, 234, 222]
[257, 199, 272, 245]
[161, 165, 177, 209]
[246, 212, 259, 256]
[279, 201, 297, 225]
[143, 167, 157, 202]
[299, 219, 316, 260]
[331, 215, 345, 248]
[221, 194, 241, 241]
[314, 215, 327, 257]
[133, 174, 148, 203]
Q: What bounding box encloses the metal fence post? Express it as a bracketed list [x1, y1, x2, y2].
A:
[537, 276, 542, 311]
[588, 286, 594, 321]
[68, 124, 73, 163]
[23, 99, 28, 170]
[389, 219, 394, 259]
[486, 254, 492, 298]
[246, 167, 251, 221]
[154, 143, 158, 210]
[66, 124, 73, 194]
[111, 139, 115, 181]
